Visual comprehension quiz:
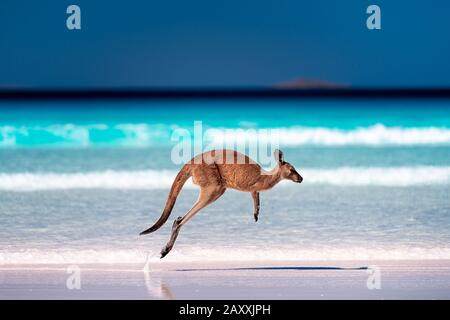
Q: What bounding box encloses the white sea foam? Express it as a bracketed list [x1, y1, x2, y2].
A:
[0, 166, 449, 191]
[0, 170, 187, 191]
[2, 245, 450, 265]
[304, 166, 450, 186]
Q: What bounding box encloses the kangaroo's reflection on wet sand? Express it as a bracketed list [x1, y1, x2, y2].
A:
[142, 255, 175, 300]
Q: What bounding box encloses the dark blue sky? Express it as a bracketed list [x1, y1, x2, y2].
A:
[0, 0, 449, 88]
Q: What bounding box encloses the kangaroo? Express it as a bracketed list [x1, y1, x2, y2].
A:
[140, 149, 302, 258]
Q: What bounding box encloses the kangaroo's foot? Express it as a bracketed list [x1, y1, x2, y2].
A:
[160, 245, 171, 259]
[254, 212, 259, 222]
[160, 216, 183, 259]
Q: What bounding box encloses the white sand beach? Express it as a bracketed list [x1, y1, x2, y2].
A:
[1, 260, 450, 299]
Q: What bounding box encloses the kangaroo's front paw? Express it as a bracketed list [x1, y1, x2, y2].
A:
[254, 213, 259, 222]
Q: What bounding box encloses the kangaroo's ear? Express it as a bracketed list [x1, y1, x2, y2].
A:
[274, 149, 284, 165]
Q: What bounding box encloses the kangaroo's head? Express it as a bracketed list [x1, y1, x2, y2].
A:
[274, 149, 303, 183]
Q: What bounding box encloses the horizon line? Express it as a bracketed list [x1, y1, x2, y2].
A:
[1, 87, 450, 100]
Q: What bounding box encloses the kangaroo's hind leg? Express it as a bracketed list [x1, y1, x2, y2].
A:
[160, 185, 226, 258]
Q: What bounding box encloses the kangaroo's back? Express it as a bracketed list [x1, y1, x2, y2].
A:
[188, 149, 262, 191]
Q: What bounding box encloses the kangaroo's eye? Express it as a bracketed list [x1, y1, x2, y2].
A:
[290, 169, 295, 173]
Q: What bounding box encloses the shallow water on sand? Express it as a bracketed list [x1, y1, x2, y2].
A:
[1, 185, 449, 263]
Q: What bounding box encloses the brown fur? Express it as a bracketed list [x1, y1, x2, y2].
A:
[140, 149, 302, 258]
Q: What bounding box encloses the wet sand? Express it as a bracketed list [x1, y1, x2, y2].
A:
[1, 260, 450, 299]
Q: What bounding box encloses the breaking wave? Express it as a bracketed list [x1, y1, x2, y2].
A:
[207, 124, 450, 146]
[1, 124, 450, 147]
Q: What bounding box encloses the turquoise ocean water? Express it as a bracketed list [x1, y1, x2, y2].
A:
[0, 99, 449, 263]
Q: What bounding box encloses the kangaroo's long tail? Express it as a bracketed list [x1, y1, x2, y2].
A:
[139, 165, 191, 235]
